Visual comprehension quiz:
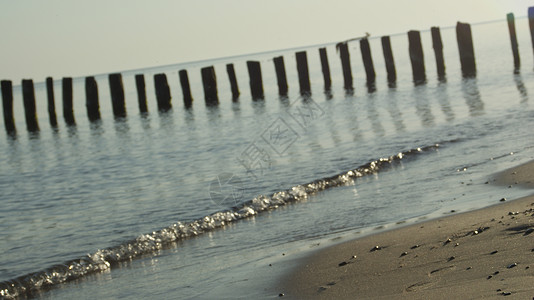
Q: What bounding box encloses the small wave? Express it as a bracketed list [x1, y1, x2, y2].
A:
[0, 144, 439, 299]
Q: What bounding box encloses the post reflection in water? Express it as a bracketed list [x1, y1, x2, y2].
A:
[513, 73, 528, 105]
[89, 119, 105, 136]
[251, 98, 266, 116]
[139, 113, 151, 131]
[435, 80, 455, 122]
[159, 109, 175, 134]
[231, 101, 241, 118]
[299, 96, 323, 153]
[278, 95, 290, 110]
[343, 93, 363, 142]
[461, 77, 484, 116]
[384, 87, 406, 133]
[366, 92, 385, 137]
[113, 117, 130, 137]
[322, 101, 342, 148]
[412, 84, 435, 127]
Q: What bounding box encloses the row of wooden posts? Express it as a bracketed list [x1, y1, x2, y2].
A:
[2, 10, 534, 135]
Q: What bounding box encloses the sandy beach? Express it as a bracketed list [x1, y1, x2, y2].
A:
[277, 161, 534, 299]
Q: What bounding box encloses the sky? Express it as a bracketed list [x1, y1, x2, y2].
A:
[0, 0, 531, 83]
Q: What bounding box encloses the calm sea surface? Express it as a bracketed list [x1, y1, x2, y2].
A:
[1, 19, 534, 299]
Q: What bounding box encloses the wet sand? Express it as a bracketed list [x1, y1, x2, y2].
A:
[277, 161, 534, 299]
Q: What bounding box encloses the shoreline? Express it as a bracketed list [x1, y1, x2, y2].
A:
[276, 161, 534, 299]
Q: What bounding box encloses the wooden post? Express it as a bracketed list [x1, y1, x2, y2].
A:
[154, 73, 172, 112]
[85, 76, 101, 121]
[201, 66, 219, 105]
[360, 38, 376, 86]
[1, 80, 16, 134]
[226, 64, 240, 101]
[381, 36, 396, 84]
[507, 13, 520, 71]
[22, 79, 39, 132]
[408, 30, 426, 84]
[179, 70, 193, 108]
[247, 61, 264, 100]
[456, 22, 476, 77]
[319, 48, 331, 91]
[46, 77, 58, 127]
[108, 73, 127, 117]
[62, 77, 76, 126]
[296, 51, 311, 96]
[273, 56, 288, 96]
[431, 27, 446, 79]
[529, 7, 534, 58]
[135, 74, 148, 113]
[337, 42, 353, 90]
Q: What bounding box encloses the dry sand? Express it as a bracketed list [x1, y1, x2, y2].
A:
[277, 161, 534, 299]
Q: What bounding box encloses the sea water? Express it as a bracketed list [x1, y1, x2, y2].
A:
[1, 19, 533, 299]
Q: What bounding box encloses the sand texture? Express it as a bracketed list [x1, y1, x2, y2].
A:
[278, 161, 534, 299]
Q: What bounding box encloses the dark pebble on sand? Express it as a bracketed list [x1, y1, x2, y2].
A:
[410, 245, 420, 249]
[466, 266, 472, 270]
[400, 252, 408, 257]
[524, 228, 534, 236]
[500, 198, 506, 202]
[501, 291, 512, 296]
[279, 293, 284, 297]
[507, 263, 517, 269]
[490, 250, 498, 255]
[447, 256, 455, 262]
[493, 271, 500, 275]
[338, 261, 348, 267]
[370, 246, 383, 252]
[487, 275, 493, 279]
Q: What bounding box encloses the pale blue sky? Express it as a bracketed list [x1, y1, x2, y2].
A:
[0, 0, 530, 82]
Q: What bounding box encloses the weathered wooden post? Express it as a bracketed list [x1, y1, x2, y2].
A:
[62, 77, 76, 126]
[319, 48, 331, 91]
[360, 38, 376, 86]
[135, 74, 148, 113]
[431, 27, 446, 79]
[247, 61, 264, 100]
[456, 22, 476, 77]
[108, 73, 127, 117]
[22, 79, 39, 132]
[154, 73, 172, 112]
[1, 80, 16, 134]
[337, 42, 353, 90]
[85, 76, 101, 121]
[201, 66, 219, 105]
[226, 64, 240, 101]
[273, 56, 288, 96]
[408, 30, 426, 84]
[507, 13, 520, 71]
[381, 36, 396, 84]
[529, 7, 534, 58]
[179, 70, 193, 108]
[45, 77, 58, 127]
[296, 51, 311, 96]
